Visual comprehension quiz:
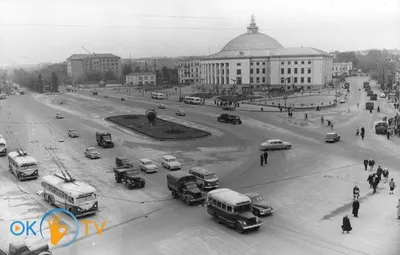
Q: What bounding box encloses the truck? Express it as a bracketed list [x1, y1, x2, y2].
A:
[113, 166, 145, 189]
[0, 241, 52, 255]
[344, 83, 350, 89]
[363, 81, 370, 88]
[366, 102, 374, 110]
[96, 132, 114, 148]
[367, 90, 373, 97]
[116, 157, 133, 167]
[217, 114, 242, 125]
[375, 121, 388, 134]
[370, 94, 377, 100]
[167, 171, 205, 205]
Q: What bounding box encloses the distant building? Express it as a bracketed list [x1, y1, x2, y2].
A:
[67, 53, 122, 81]
[178, 59, 201, 84]
[332, 62, 353, 77]
[126, 72, 156, 86]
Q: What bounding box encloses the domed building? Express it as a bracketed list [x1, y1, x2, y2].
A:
[200, 16, 333, 91]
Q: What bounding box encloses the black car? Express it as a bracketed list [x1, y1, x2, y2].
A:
[245, 192, 274, 216]
[217, 114, 242, 124]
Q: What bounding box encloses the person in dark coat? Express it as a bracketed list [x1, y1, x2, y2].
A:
[361, 126, 365, 134]
[352, 199, 360, 217]
[353, 185, 360, 199]
[377, 166, 383, 178]
[372, 175, 379, 194]
[368, 159, 375, 171]
[363, 159, 368, 171]
[342, 215, 352, 233]
[260, 154, 264, 166]
[263, 151, 268, 164]
[367, 174, 373, 188]
[387, 130, 391, 140]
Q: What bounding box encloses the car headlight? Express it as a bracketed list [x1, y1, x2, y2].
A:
[77, 208, 81, 212]
[242, 221, 247, 226]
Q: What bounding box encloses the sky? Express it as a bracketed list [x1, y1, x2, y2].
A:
[0, 0, 399, 66]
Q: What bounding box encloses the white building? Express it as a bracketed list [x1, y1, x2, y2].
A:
[332, 62, 353, 77]
[178, 59, 201, 84]
[200, 17, 333, 91]
[126, 72, 156, 86]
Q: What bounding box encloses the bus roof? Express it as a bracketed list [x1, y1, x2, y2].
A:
[42, 174, 97, 198]
[8, 151, 37, 165]
[207, 188, 251, 205]
[189, 167, 215, 175]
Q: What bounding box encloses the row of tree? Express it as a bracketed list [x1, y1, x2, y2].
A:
[334, 49, 399, 71]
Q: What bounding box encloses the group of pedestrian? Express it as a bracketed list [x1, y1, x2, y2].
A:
[363, 158, 375, 171]
[356, 126, 365, 140]
[260, 151, 268, 166]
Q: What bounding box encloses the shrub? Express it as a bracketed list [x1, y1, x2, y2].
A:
[321, 102, 324, 105]
[301, 103, 304, 106]
[271, 102, 274, 105]
[311, 103, 314, 106]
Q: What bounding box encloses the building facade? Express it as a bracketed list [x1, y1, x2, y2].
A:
[200, 17, 333, 91]
[67, 53, 122, 81]
[332, 62, 353, 77]
[178, 59, 201, 84]
[126, 72, 156, 86]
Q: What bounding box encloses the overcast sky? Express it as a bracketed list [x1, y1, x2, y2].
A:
[0, 0, 399, 66]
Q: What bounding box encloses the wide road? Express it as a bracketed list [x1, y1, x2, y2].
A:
[1, 76, 399, 255]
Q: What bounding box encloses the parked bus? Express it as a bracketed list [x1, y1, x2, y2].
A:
[206, 188, 263, 234]
[184, 96, 202, 104]
[0, 135, 7, 156]
[8, 150, 39, 180]
[151, 92, 165, 100]
[41, 174, 99, 217]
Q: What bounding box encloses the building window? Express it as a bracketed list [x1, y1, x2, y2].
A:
[288, 61, 291, 65]
[256, 69, 259, 74]
[256, 77, 260, 83]
[301, 68, 304, 74]
[294, 77, 298, 83]
[281, 68, 284, 74]
[256, 62, 259, 65]
[250, 69, 253, 74]
[308, 77, 311, 83]
[262, 77, 266, 83]
[250, 77, 253, 83]
[301, 61, 305, 64]
[237, 69, 241, 75]
[308, 68, 311, 74]
[281, 78, 285, 83]
[308, 61, 311, 64]
[250, 63, 253, 66]
[262, 62, 265, 65]
[262, 68, 265, 74]
[294, 68, 298, 74]
[287, 77, 291, 83]
[287, 68, 291, 74]
[237, 63, 241, 66]
[301, 77, 304, 83]
[281, 61, 284, 65]
[294, 61, 298, 64]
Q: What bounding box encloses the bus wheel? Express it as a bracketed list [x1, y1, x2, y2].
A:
[213, 214, 221, 224]
[235, 223, 244, 234]
[47, 196, 54, 206]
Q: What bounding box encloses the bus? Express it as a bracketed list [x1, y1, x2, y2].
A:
[184, 96, 202, 104]
[151, 92, 165, 100]
[41, 174, 99, 217]
[206, 188, 263, 234]
[8, 150, 39, 180]
[0, 135, 7, 156]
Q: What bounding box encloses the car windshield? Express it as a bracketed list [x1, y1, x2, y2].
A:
[20, 163, 37, 170]
[235, 203, 252, 213]
[103, 135, 111, 141]
[251, 196, 264, 203]
[376, 123, 386, 126]
[186, 183, 198, 190]
[143, 161, 152, 165]
[75, 193, 97, 204]
[70, 129, 76, 132]
[167, 158, 176, 162]
[204, 174, 217, 180]
[88, 148, 96, 152]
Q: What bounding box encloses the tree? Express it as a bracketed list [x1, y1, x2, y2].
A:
[51, 72, 59, 92]
[38, 74, 43, 93]
[104, 69, 116, 81]
[134, 66, 141, 73]
[122, 64, 132, 75]
[144, 61, 149, 72]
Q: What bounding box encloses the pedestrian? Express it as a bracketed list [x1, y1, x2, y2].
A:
[361, 132, 365, 140]
[361, 126, 365, 134]
[355, 127, 359, 136]
[331, 122, 334, 130]
[370, 109, 373, 114]
[353, 185, 360, 199]
[368, 158, 375, 171]
[260, 154, 264, 166]
[383, 168, 389, 183]
[397, 199, 400, 219]
[263, 151, 268, 164]
[367, 174, 373, 188]
[372, 176, 379, 194]
[376, 166, 383, 179]
[363, 158, 368, 170]
[341, 215, 352, 234]
[321, 116, 324, 124]
[389, 178, 396, 195]
[352, 199, 360, 218]
[387, 130, 390, 140]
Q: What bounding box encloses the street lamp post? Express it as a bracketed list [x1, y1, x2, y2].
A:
[42, 77, 45, 94]
[201, 78, 205, 104]
[284, 78, 289, 109]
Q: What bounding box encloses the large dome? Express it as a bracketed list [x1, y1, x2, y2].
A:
[221, 33, 283, 52]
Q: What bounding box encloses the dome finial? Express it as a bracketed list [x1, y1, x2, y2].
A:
[247, 15, 259, 34]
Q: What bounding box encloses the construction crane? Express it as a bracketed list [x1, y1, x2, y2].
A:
[81, 46, 95, 57]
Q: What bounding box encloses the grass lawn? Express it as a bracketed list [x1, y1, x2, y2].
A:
[106, 115, 211, 140]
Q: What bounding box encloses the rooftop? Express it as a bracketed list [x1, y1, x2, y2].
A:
[67, 53, 121, 60]
[207, 188, 251, 205]
[127, 72, 156, 76]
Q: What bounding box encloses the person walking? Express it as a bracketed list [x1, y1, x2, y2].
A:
[363, 159, 368, 171]
[367, 174, 373, 188]
[356, 127, 359, 136]
[368, 158, 375, 171]
[389, 178, 396, 195]
[387, 130, 391, 140]
[397, 199, 400, 219]
[321, 116, 324, 125]
[331, 122, 334, 130]
[377, 166, 383, 179]
[263, 151, 268, 165]
[260, 154, 264, 166]
[383, 168, 389, 183]
[341, 215, 352, 234]
[372, 175, 379, 194]
[361, 126, 365, 140]
[352, 199, 360, 218]
[353, 185, 360, 200]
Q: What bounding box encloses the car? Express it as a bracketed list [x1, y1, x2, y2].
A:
[68, 129, 79, 138]
[176, 109, 186, 116]
[161, 155, 181, 170]
[222, 105, 235, 111]
[158, 104, 166, 109]
[339, 98, 346, 103]
[56, 112, 64, 119]
[139, 158, 158, 173]
[325, 132, 340, 143]
[217, 114, 242, 124]
[260, 139, 292, 150]
[380, 93, 386, 98]
[375, 121, 388, 134]
[84, 147, 100, 159]
[245, 192, 274, 216]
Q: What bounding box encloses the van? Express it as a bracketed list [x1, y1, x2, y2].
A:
[184, 96, 202, 104]
[151, 92, 164, 100]
[189, 167, 219, 190]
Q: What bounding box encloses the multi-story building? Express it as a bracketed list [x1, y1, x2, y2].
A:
[126, 72, 156, 86]
[178, 59, 201, 84]
[332, 62, 353, 77]
[200, 17, 333, 91]
[67, 53, 122, 80]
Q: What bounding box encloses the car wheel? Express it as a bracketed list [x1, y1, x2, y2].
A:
[214, 214, 221, 224]
[235, 223, 244, 234]
[286, 146, 291, 149]
[185, 197, 191, 205]
[254, 210, 260, 217]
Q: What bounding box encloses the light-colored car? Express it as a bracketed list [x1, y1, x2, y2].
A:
[84, 147, 100, 159]
[176, 109, 186, 116]
[339, 98, 346, 103]
[158, 104, 166, 109]
[380, 93, 386, 98]
[325, 132, 340, 143]
[260, 139, 292, 150]
[68, 129, 79, 138]
[56, 112, 64, 119]
[139, 158, 158, 173]
[161, 155, 181, 170]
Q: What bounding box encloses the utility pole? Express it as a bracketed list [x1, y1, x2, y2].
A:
[284, 78, 288, 109]
[42, 76, 45, 94]
[201, 78, 205, 104]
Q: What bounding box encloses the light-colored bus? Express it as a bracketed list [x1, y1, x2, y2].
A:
[189, 167, 219, 190]
[8, 150, 39, 180]
[0, 135, 7, 156]
[206, 188, 262, 234]
[184, 96, 202, 104]
[151, 92, 165, 100]
[41, 174, 99, 217]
